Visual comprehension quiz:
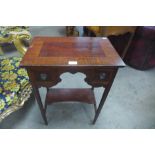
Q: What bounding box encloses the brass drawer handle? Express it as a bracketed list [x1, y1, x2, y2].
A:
[99, 73, 106, 80]
[40, 73, 47, 80]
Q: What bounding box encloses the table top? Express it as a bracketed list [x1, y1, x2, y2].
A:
[20, 37, 125, 67]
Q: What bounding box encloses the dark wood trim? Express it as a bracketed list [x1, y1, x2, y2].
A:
[93, 68, 118, 124]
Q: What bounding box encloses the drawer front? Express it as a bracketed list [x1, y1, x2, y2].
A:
[27, 67, 115, 88]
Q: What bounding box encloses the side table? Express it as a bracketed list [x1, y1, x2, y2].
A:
[20, 37, 125, 125]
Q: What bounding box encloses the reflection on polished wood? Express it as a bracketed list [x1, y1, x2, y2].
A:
[21, 37, 125, 67]
[21, 37, 125, 125]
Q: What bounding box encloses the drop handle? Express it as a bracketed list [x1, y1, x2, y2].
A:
[40, 73, 47, 80]
[99, 73, 106, 80]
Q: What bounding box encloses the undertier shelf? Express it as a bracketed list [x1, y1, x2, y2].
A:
[45, 88, 96, 105]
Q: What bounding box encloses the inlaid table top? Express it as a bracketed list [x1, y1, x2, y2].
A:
[20, 37, 125, 67]
[20, 36, 125, 125]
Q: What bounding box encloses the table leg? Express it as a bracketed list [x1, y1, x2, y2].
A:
[92, 69, 118, 124]
[32, 86, 48, 125]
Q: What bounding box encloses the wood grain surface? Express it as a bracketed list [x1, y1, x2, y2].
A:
[20, 37, 125, 67]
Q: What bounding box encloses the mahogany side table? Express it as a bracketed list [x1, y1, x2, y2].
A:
[20, 37, 125, 125]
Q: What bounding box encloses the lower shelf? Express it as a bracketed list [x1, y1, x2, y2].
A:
[45, 88, 96, 105]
